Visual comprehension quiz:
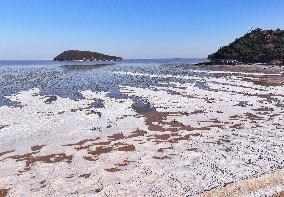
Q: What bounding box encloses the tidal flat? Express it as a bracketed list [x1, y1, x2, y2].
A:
[0, 60, 284, 196]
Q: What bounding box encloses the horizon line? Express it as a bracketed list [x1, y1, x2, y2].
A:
[0, 57, 209, 61]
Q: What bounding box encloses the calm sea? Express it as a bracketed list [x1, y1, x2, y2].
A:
[0, 58, 208, 106]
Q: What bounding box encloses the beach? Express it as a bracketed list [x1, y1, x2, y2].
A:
[0, 61, 284, 196]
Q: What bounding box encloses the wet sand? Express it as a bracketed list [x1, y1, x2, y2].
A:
[191, 63, 284, 74]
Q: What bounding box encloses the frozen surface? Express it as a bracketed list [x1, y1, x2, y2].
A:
[0, 62, 284, 196]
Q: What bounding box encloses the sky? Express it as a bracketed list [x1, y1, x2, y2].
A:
[0, 0, 284, 60]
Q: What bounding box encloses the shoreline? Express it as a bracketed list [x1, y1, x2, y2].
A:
[190, 63, 284, 86]
[191, 63, 284, 74]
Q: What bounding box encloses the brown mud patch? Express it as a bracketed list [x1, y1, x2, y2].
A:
[84, 143, 135, 161]
[187, 148, 198, 152]
[149, 133, 196, 144]
[83, 156, 98, 161]
[115, 160, 130, 167]
[63, 138, 100, 150]
[145, 112, 204, 132]
[229, 115, 241, 120]
[252, 107, 274, 112]
[127, 130, 147, 138]
[158, 147, 174, 152]
[270, 192, 284, 197]
[144, 111, 194, 132]
[244, 112, 264, 122]
[198, 119, 222, 124]
[88, 146, 113, 156]
[79, 173, 91, 178]
[0, 150, 14, 157]
[153, 134, 171, 141]
[191, 110, 206, 115]
[116, 144, 135, 152]
[192, 64, 284, 74]
[0, 189, 9, 197]
[105, 167, 121, 172]
[31, 145, 45, 152]
[244, 76, 284, 86]
[105, 160, 131, 173]
[8, 152, 73, 173]
[108, 133, 125, 141]
[144, 111, 225, 133]
[168, 135, 193, 143]
[63, 138, 111, 151]
[153, 156, 170, 160]
[66, 174, 75, 178]
[63, 138, 98, 147]
[92, 141, 112, 146]
[39, 180, 47, 188]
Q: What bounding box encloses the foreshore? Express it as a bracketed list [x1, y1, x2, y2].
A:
[192, 63, 284, 74]
[190, 63, 284, 87]
[0, 61, 284, 196]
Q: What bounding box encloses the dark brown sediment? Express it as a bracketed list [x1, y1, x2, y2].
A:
[116, 144, 135, 152]
[0, 150, 14, 157]
[270, 191, 284, 197]
[0, 189, 9, 197]
[115, 160, 130, 167]
[244, 76, 284, 86]
[153, 156, 170, 160]
[144, 111, 194, 132]
[8, 152, 73, 173]
[31, 145, 45, 152]
[63, 138, 98, 147]
[83, 156, 98, 161]
[191, 63, 284, 74]
[127, 130, 147, 138]
[104, 167, 121, 172]
[157, 147, 174, 152]
[88, 146, 113, 156]
[108, 133, 125, 141]
[79, 173, 91, 178]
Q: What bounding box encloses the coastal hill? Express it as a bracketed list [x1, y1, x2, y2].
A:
[208, 28, 284, 64]
[53, 50, 123, 61]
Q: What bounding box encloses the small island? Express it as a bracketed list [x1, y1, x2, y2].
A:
[53, 50, 123, 61]
[208, 28, 284, 64]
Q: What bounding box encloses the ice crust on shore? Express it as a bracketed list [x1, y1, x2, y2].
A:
[0, 71, 284, 196]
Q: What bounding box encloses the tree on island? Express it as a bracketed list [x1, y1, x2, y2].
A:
[54, 50, 123, 61]
[208, 28, 284, 64]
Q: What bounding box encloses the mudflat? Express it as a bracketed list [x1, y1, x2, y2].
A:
[0, 61, 283, 196]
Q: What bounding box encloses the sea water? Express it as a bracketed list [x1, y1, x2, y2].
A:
[0, 58, 208, 106]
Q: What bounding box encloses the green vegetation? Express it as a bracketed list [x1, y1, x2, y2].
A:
[54, 50, 123, 61]
[208, 28, 284, 64]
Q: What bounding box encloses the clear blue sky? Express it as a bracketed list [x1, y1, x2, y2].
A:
[0, 0, 284, 60]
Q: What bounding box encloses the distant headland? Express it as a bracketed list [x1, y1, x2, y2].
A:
[53, 50, 123, 61]
[208, 28, 284, 64]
